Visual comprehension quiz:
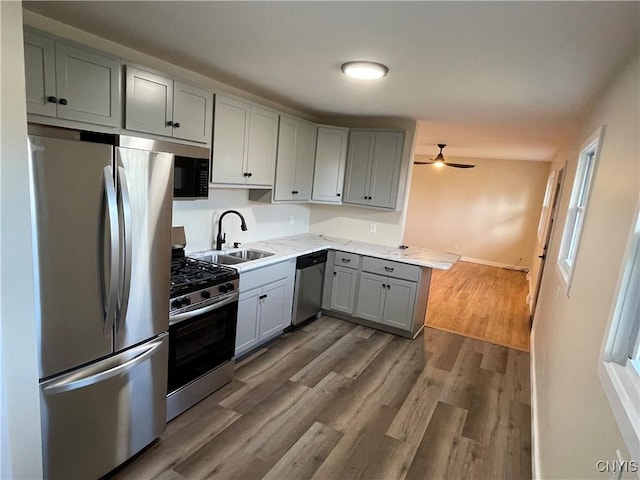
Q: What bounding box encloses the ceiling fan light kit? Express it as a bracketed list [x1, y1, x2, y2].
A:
[341, 61, 389, 80]
[414, 144, 475, 169]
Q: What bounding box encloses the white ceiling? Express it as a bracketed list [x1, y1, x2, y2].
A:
[24, 1, 640, 161]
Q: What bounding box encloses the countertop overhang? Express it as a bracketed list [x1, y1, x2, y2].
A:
[191, 233, 460, 273]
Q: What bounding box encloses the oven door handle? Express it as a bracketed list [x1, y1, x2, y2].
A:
[169, 292, 238, 325]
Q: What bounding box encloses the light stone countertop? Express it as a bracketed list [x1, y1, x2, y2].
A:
[191, 233, 460, 272]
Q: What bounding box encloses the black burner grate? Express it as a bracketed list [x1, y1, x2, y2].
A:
[170, 257, 237, 297]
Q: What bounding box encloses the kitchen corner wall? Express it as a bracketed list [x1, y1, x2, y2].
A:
[173, 190, 311, 253]
[1, 4, 43, 478]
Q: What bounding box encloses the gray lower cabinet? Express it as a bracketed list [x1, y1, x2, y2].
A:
[330, 265, 359, 315]
[24, 29, 121, 127]
[235, 260, 295, 357]
[355, 273, 417, 330]
[324, 251, 428, 338]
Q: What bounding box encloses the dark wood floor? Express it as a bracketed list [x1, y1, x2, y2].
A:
[113, 317, 531, 480]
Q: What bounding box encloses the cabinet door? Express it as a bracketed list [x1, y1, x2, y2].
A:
[246, 107, 278, 186]
[55, 42, 121, 127]
[125, 66, 173, 136]
[212, 96, 249, 184]
[355, 272, 386, 323]
[258, 279, 287, 341]
[382, 277, 417, 330]
[293, 121, 317, 201]
[312, 127, 348, 203]
[273, 116, 297, 201]
[369, 132, 404, 209]
[330, 266, 358, 315]
[24, 31, 57, 117]
[172, 81, 212, 143]
[236, 288, 260, 356]
[343, 131, 375, 206]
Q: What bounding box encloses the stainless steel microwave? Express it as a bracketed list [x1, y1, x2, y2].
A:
[174, 156, 209, 199]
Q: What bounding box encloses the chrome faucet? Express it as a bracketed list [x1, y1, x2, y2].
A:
[216, 210, 247, 250]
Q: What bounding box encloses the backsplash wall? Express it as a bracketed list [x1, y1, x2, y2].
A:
[173, 189, 311, 253]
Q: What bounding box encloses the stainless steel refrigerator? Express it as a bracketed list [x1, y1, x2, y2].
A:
[28, 125, 183, 479]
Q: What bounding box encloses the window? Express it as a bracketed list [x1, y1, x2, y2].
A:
[599, 197, 640, 461]
[557, 126, 605, 292]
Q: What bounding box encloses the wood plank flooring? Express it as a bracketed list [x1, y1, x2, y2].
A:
[111, 317, 531, 480]
[426, 261, 531, 352]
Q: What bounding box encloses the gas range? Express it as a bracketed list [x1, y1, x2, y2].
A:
[170, 253, 239, 316]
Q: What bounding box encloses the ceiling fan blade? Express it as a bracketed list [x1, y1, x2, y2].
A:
[446, 162, 475, 169]
[413, 160, 435, 165]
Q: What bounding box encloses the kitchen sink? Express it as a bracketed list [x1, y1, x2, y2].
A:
[201, 254, 246, 265]
[225, 249, 274, 261]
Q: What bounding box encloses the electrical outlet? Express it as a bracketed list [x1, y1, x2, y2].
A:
[370, 223, 377, 233]
[290, 215, 295, 225]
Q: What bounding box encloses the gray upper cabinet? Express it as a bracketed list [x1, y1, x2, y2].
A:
[344, 130, 404, 209]
[24, 30, 121, 127]
[273, 115, 317, 202]
[125, 66, 212, 143]
[212, 95, 278, 187]
[312, 126, 349, 203]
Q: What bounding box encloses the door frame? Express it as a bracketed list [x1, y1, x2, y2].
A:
[530, 163, 566, 322]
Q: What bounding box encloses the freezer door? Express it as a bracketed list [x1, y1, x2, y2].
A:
[40, 333, 168, 479]
[114, 147, 173, 351]
[30, 134, 115, 379]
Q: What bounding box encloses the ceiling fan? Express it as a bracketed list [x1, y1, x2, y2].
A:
[414, 144, 475, 169]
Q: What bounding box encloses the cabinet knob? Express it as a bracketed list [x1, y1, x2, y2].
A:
[58, 98, 68, 105]
[387, 284, 391, 290]
[382, 283, 386, 289]
[47, 96, 58, 103]
[247, 172, 253, 177]
[174, 122, 181, 128]
[336, 193, 341, 197]
[292, 190, 299, 194]
[166, 121, 173, 127]
[333, 271, 337, 276]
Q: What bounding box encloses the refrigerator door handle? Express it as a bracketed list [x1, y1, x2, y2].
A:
[116, 166, 133, 330]
[101, 166, 119, 333]
[43, 337, 165, 395]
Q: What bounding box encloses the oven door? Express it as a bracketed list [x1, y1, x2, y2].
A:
[168, 292, 238, 394]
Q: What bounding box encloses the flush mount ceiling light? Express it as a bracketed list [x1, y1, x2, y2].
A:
[341, 61, 389, 80]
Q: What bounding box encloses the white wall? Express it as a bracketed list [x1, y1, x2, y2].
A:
[0, 3, 44, 478]
[531, 50, 639, 478]
[174, 190, 311, 253]
[404, 156, 550, 268]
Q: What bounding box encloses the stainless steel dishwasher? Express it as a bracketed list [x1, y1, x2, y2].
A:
[291, 250, 327, 326]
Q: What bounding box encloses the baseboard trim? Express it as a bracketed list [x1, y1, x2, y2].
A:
[460, 256, 529, 272]
[530, 328, 542, 479]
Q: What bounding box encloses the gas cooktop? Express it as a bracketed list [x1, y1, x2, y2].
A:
[170, 256, 238, 298]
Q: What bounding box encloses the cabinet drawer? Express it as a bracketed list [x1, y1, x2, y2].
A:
[361, 256, 419, 282]
[334, 251, 360, 269]
[239, 259, 295, 292]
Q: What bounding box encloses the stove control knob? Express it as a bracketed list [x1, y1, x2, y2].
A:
[219, 284, 229, 293]
[201, 290, 211, 299]
[225, 283, 235, 292]
[171, 299, 182, 308]
[181, 297, 191, 306]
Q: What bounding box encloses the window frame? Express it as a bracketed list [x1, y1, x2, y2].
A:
[557, 126, 605, 294]
[598, 195, 640, 463]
